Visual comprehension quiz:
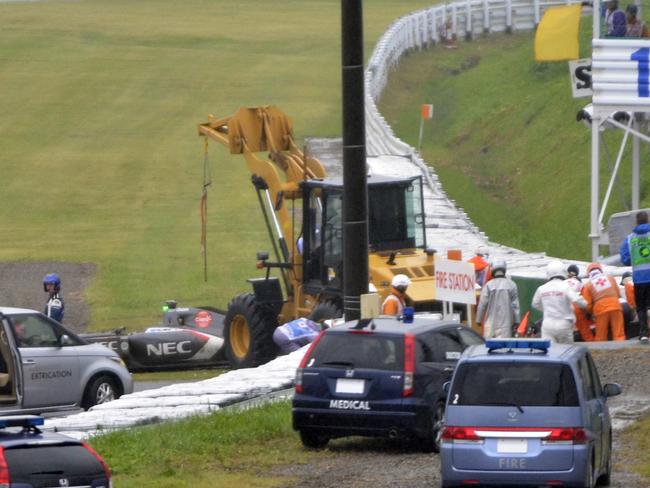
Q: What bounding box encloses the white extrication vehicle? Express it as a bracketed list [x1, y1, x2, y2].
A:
[0, 307, 132, 414]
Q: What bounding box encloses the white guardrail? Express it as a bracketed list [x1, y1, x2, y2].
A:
[365, 0, 584, 157]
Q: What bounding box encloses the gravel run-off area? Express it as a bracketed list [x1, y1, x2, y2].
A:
[0, 262, 95, 329]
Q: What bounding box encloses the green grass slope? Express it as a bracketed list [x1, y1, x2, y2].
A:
[0, 0, 433, 329]
[379, 22, 646, 260]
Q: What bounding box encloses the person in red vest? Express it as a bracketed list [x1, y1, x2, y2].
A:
[581, 263, 625, 341]
[468, 245, 492, 287]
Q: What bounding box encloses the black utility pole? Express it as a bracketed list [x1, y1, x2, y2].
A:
[341, 0, 369, 321]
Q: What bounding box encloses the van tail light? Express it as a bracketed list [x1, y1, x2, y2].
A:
[402, 333, 415, 397]
[295, 331, 325, 394]
[0, 446, 10, 487]
[81, 442, 112, 485]
[441, 426, 587, 445]
[441, 426, 484, 444]
[542, 428, 588, 445]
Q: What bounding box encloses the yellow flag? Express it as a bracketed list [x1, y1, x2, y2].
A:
[534, 4, 582, 61]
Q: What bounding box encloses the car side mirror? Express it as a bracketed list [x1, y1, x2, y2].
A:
[603, 383, 622, 398]
[443, 381, 451, 395]
[59, 334, 72, 346]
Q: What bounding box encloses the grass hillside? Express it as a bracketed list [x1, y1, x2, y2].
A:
[0, 0, 433, 329]
[379, 21, 646, 260]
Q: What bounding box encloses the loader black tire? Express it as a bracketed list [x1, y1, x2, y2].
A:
[223, 293, 278, 369]
[309, 299, 343, 323]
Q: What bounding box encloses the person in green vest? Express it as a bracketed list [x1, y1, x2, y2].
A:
[620, 211, 650, 342]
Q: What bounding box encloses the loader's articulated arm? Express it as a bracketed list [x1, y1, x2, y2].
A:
[198, 105, 326, 200]
[198, 106, 327, 297]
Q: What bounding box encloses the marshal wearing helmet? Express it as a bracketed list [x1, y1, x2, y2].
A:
[42, 273, 64, 323]
[476, 258, 519, 338]
[532, 261, 587, 344]
[381, 274, 411, 316]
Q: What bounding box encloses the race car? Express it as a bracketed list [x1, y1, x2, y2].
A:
[81, 302, 227, 372]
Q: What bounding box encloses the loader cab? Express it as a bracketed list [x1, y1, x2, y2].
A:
[300, 175, 426, 296]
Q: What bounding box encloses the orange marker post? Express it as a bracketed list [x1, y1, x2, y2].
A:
[418, 104, 434, 151]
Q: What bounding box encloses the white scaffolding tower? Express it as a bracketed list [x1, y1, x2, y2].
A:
[590, 1, 650, 260]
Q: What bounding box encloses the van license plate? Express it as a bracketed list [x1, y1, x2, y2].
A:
[335, 379, 365, 394]
[497, 438, 528, 453]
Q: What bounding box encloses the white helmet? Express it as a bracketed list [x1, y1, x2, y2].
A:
[546, 260, 567, 280]
[491, 258, 506, 274]
[391, 274, 411, 289]
[475, 245, 489, 257]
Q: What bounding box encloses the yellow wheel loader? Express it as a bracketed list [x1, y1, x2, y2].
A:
[199, 106, 438, 368]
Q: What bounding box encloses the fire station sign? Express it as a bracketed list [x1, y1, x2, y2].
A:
[592, 39, 650, 114]
[434, 257, 476, 305]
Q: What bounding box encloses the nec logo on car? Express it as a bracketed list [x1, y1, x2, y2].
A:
[329, 400, 370, 410]
[146, 341, 192, 356]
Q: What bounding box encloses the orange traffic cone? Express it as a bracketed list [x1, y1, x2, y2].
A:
[516, 311, 530, 337]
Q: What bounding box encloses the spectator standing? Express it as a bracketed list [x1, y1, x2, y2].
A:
[566, 264, 594, 341]
[532, 261, 588, 344]
[581, 263, 625, 341]
[605, 0, 627, 36]
[476, 259, 520, 338]
[620, 210, 650, 342]
[43, 273, 64, 323]
[625, 4, 649, 37]
[468, 245, 492, 287]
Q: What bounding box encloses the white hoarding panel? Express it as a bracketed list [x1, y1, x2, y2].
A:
[434, 257, 476, 305]
[592, 39, 650, 113]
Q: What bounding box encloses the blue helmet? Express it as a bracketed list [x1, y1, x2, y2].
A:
[43, 273, 61, 292]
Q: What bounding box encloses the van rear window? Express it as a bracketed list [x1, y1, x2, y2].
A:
[450, 362, 579, 407]
[5, 444, 103, 480]
[309, 333, 404, 371]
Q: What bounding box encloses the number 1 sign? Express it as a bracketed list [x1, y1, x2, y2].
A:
[592, 39, 650, 112]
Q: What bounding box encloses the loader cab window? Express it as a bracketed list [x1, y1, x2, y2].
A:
[368, 177, 426, 251]
[301, 187, 343, 289]
[303, 194, 324, 281]
[323, 192, 343, 286]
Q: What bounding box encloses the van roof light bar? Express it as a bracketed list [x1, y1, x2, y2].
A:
[486, 339, 551, 353]
[0, 415, 44, 429]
